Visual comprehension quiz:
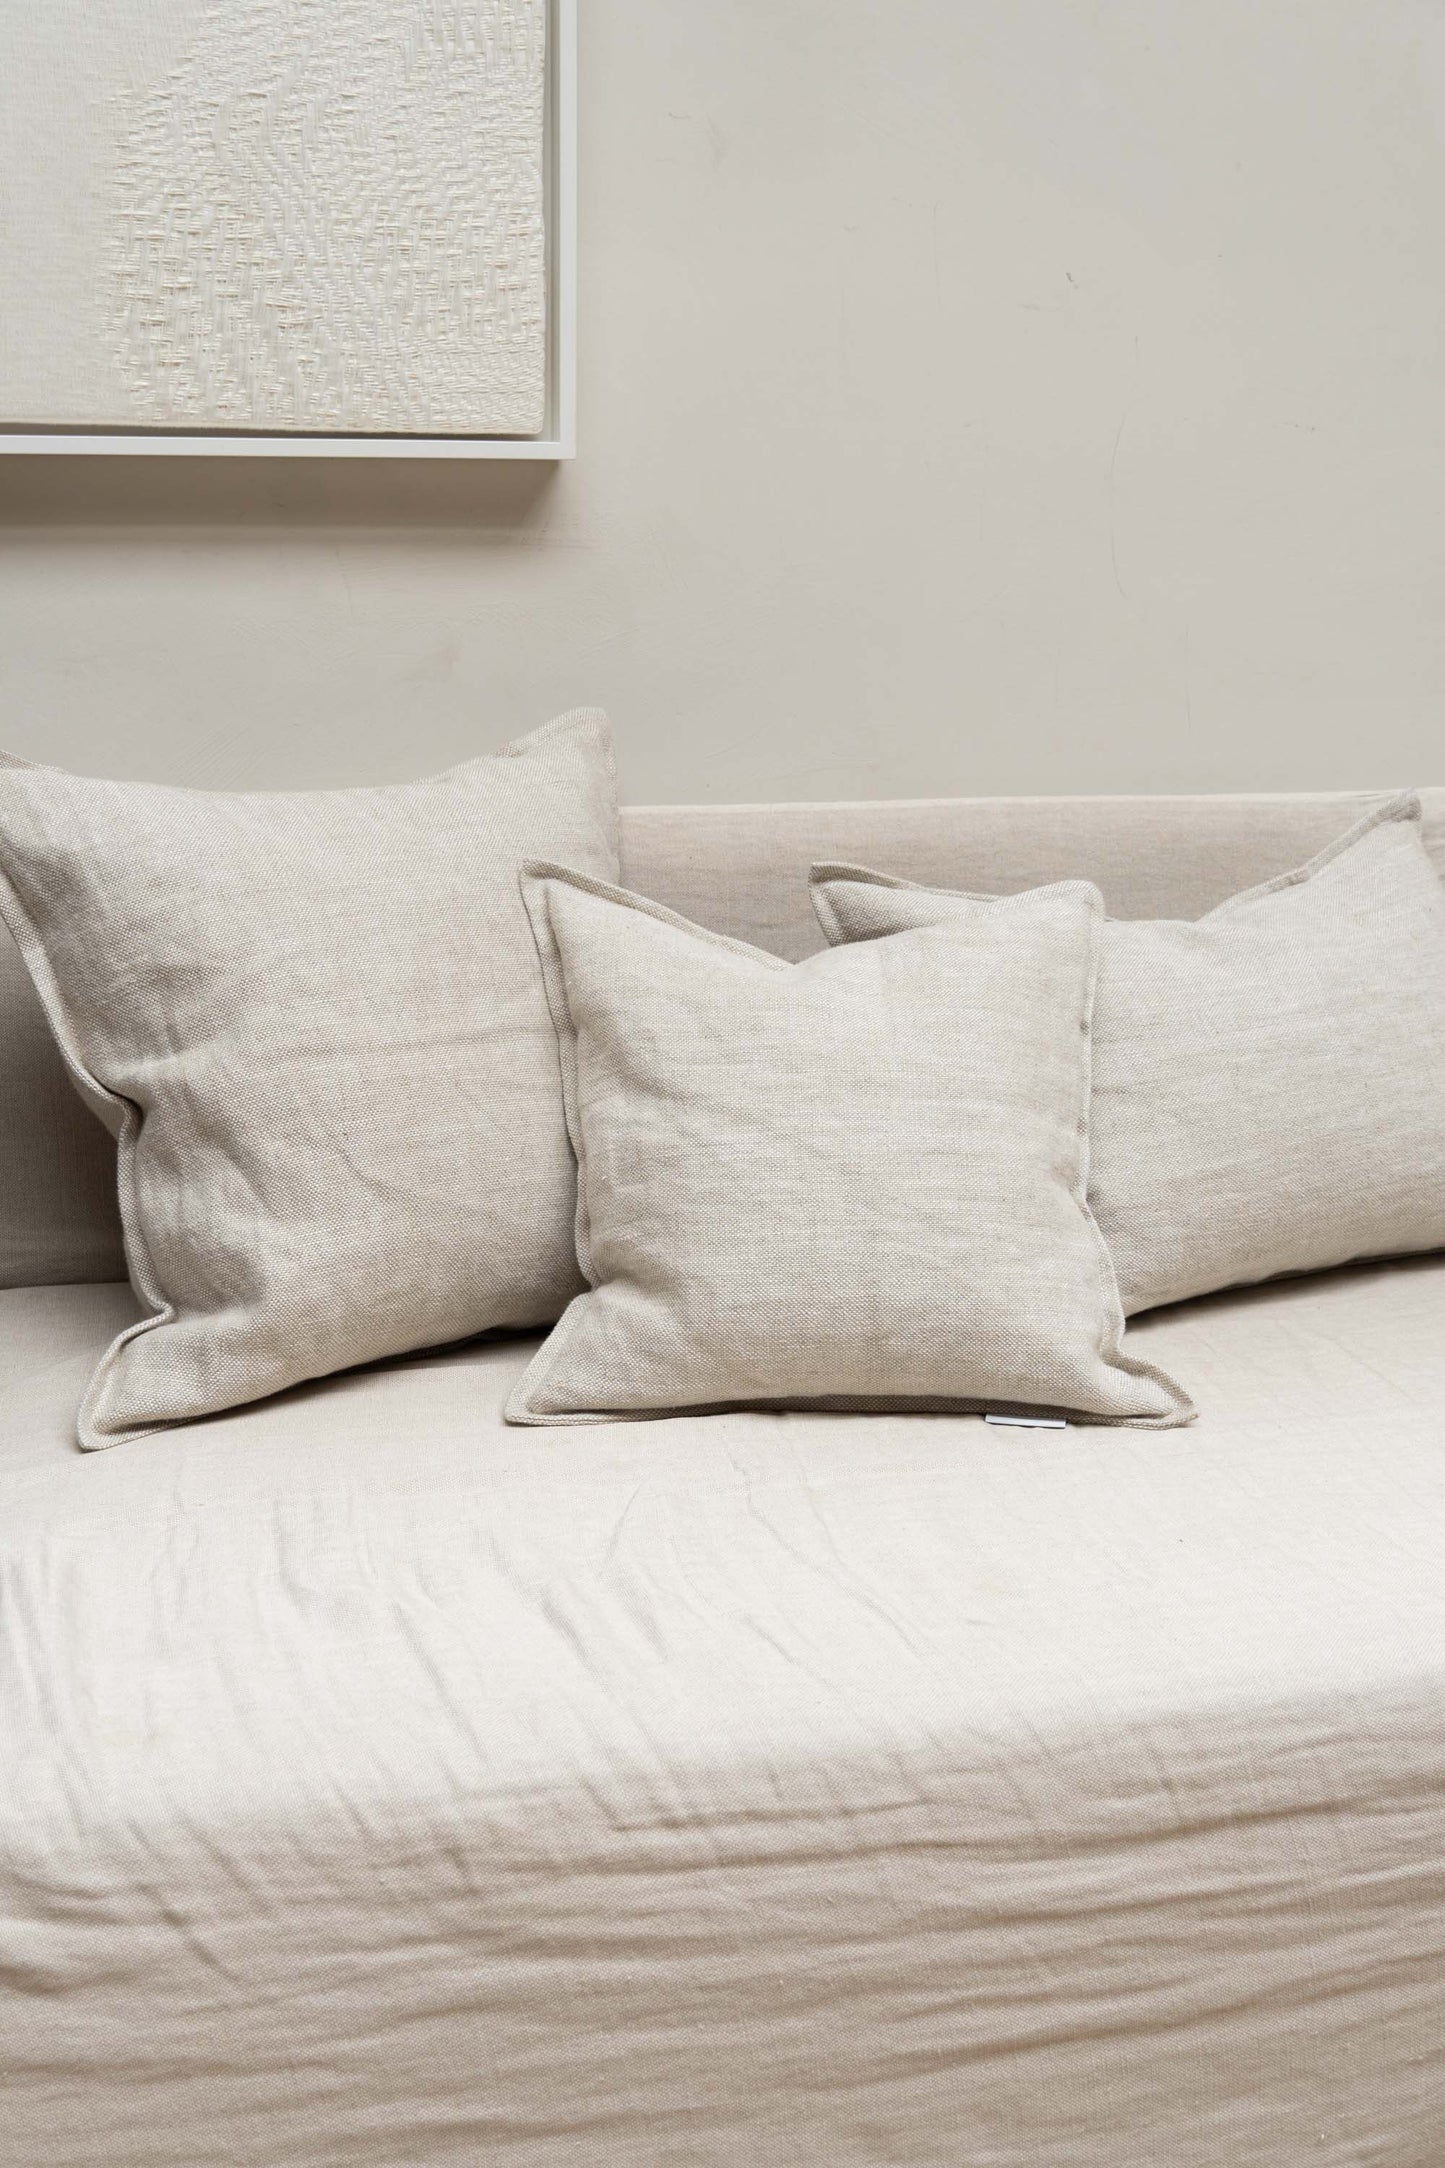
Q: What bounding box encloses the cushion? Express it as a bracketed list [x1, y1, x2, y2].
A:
[4, 1260, 1442, 2168]
[6, 786, 1443, 1295]
[812, 792, 1445, 1314]
[506, 865, 1192, 1428]
[0, 710, 618, 1448]
[0, 932, 125, 1288]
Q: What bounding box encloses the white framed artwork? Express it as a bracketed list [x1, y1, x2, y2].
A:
[0, 0, 576, 458]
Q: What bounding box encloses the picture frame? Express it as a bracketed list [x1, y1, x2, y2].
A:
[0, 0, 576, 460]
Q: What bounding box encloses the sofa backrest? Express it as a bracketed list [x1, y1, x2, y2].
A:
[5, 788, 1441, 1288]
[623, 787, 1445, 961]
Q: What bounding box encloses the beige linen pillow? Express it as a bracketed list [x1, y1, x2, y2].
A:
[506, 865, 1192, 1429]
[0, 711, 618, 1448]
[812, 792, 1445, 1315]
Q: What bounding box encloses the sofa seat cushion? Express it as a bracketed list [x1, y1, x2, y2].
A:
[2, 1261, 1444, 2168]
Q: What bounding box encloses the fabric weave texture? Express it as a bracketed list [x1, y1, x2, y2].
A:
[0, 710, 618, 1446]
[509, 865, 1192, 1427]
[812, 792, 1445, 1313]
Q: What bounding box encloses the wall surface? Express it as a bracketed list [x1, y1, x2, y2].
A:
[2, 0, 1443, 802]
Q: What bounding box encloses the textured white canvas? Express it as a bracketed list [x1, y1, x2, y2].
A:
[0, 1, 547, 435]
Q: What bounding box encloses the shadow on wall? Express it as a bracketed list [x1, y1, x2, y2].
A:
[0, 454, 559, 535]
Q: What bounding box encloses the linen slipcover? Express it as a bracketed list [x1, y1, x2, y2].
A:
[3, 783, 1445, 2167]
[3, 1255, 1444, 2167]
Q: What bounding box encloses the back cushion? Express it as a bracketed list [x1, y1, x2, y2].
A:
[5, 786, 1442, 1289]
[1, 936, 125, 1285]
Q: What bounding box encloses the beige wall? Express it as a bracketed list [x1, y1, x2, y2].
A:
[2, 0, 1443, 803]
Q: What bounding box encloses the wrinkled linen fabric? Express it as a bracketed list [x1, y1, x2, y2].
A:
[2, 1257, 1444, 2167]
[813, 794, 1445, 1313]
[510, 865, 1189, 1427]
[0, 712, 618, 1445]
[3, 785, 1443, 1290]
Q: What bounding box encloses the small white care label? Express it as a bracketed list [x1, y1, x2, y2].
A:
[984, 1413, 1068, 1430]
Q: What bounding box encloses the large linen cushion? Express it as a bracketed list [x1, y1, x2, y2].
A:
[0, 711, 618, 1448]
[812, 792, 1445, 1314]
[506, 865, 1192, 1428]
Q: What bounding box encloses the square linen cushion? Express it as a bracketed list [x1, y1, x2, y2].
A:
[811, 792, 1445, 1315]
[506, 865, 1192, 1429]
[0, 710, 618, 1448]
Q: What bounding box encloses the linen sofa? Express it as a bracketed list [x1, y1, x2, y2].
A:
[2, 787, 1443, 2168]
